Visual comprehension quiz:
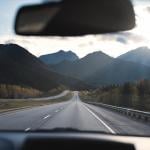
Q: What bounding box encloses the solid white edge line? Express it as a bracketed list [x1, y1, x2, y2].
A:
[25, 128, 31, 131]
[82, 104, 116, 134]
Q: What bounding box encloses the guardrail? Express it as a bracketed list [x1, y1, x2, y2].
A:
[86, 102, 150, 123]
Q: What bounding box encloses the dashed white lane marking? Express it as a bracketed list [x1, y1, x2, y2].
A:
[83, 104, 116, 134]
[43, 115, 51, 119]
[25, 128, 31, 131]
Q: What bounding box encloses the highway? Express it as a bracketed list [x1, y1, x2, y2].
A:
[0, 91, 149, 135]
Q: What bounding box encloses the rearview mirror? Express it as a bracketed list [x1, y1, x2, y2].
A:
[15, 0, 135, 36]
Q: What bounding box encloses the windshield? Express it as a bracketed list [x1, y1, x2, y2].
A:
[0, 0, 150, 136]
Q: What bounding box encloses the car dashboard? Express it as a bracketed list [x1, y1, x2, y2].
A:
[0, 132, 149, 150]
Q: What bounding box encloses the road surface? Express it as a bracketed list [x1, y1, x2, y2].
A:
[0, 91, 149, 135]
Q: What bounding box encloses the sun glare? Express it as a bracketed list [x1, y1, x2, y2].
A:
[132, 6, 150, 40]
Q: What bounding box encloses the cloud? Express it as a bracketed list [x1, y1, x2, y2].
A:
[116, 37, 127, 44]
[0, 26, 149, 59]
[117, 32, 147, 43]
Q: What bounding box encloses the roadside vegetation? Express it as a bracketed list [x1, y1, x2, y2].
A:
[0, 84, 72, 112]
[0, 84, 68, 99]
[42, 85, 68, 97]
[0, 84, 42, 98]
[0, 91, 73, 112]
[80, 79, 150, 112]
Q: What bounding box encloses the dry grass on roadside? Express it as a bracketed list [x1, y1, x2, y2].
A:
[0, 92, 73, 111]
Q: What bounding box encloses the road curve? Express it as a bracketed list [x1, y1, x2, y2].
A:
[0, 91, 149, 136]
[0, 90, 70, 101]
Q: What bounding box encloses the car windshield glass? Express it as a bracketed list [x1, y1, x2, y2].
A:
[0, 0, 150, 136]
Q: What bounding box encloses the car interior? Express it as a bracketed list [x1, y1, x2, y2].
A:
[0, 0, 150, 150]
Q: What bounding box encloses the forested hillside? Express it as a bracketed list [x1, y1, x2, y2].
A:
[80, 79, 150, 111]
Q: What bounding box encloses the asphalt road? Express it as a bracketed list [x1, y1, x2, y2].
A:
[0, 91, 149, 135]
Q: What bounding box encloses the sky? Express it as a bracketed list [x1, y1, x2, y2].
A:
[0, 0, 150, 58]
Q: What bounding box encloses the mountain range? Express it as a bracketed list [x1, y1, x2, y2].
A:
[49, 51, 114, 80]
[87, 58, 150, 86]
[117, 47, 150, 66]
[46, 48, 150, 86]
[0, 44, 90, 91]
[1, 43, 150, 91]
[39, 50, 79, 65]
